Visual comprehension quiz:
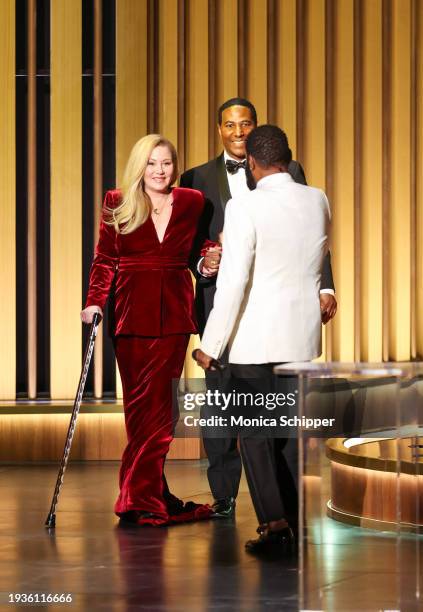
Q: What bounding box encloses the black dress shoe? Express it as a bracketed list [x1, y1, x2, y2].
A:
[118, 510, 156, 525]
[245, 526, 296, 556]
[211, 497, 236, 518]
[164, 492, 185, 515]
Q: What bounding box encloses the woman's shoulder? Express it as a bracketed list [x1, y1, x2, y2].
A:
[173, 187, 204, 207]
[104, 189, 122, 208]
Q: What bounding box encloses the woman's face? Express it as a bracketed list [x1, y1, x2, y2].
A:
[143, 145, 175, 194]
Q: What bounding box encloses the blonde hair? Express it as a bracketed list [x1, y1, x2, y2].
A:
[105, 134, 178, 234]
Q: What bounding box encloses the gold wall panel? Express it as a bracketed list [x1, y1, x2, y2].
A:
[185, 0, 209, 170]
[116, 0, 148, 184]
[215, 0, 238, 105]
[246, 0, 267, 123]
[360, 0, 383, 362]
[213, 0, 238, 156]
[301, 0, 330, 360]
[184, 0, 212, 380]
[388, 0, 411, 360]
[0, 0, 15, 400]
[1, 0, 423, 403]
[50, 1, 82, 399]
[330, 0, 355, 361]
[417, 0, 423, 357]
[276, 0, 297, 156]
[158, 0, 179, 146]
[301, 0, 326, 189]
[115, 0, 149, 397]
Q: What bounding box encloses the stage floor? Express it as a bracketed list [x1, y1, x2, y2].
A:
[0, 461, 421, 611]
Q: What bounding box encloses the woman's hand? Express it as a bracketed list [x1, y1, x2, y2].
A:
[80, 305, 103, 324]
[201, 245, 222, 277]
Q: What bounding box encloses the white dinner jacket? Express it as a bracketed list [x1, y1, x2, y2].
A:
[200, 172, 331, 364]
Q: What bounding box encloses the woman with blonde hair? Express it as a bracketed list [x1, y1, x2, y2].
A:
[81, 134, 213, 525]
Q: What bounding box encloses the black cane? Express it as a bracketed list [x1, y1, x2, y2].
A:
[45, 312, 102, 528]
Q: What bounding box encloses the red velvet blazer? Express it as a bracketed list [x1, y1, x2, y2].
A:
[85, 188, 205, 336]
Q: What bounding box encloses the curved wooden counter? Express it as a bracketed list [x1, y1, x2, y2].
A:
[326, 437, 423, 533]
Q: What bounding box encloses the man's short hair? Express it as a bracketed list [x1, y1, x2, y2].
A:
[246, 125, 292, 167]
[217, 98, 258, 125]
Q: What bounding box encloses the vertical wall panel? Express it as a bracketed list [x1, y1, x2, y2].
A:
[177, 0, 186, 168]
[302, 0, 326, 189]
[301, 0, 329, 360]
[330, 0, 355, 361]
[417, 0, 423, 357]
[116, 0, 148, 184]
[147, 0, 158, 133]
[267, 0, 276, 123]
[93, 0, 103, 398]
[27, 0, 37, 398]
[388, 0, 411, 360]
[276, 0, 297, 155]
[214, 0, 238, 156]
[208, 0, 217, 157]
[2, 0, 423, 403]
[50, 1, 82, 399]
[115, 0, 148, 397]
[215, 0, 238, 106]
[158, 0, 179, 146]
[0, 0, 15, 399]
[410, 0, 417, 359]
[246, 0, 267, 123]
[184, 0, 209, 380]
[185, 0, 209, 169]
[381, 1, 391, 361]
[360, 0, 383, 362]
[237, 0, 247, 97]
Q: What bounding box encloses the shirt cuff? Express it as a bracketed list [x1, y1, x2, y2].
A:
[200, 340, 222, 360]
[320, 288, 335, 296]
[197, 257, 207, 277]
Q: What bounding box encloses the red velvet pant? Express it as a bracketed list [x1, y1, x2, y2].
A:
[114, 334, 189, 520]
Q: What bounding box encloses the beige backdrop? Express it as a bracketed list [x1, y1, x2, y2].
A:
[1, 0, 422, 400]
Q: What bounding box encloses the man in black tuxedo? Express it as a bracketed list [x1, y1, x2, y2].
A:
[180, 98, 337, 518]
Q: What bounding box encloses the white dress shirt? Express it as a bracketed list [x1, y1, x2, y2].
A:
[224, 151, 250, 199]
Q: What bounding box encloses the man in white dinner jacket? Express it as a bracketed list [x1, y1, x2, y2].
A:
[194, 124, 331, 555]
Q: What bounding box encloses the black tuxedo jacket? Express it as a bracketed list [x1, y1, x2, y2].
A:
[180, 153, 335, 334]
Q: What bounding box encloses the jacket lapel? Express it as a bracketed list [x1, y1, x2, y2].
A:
[216, 153, 231, 210]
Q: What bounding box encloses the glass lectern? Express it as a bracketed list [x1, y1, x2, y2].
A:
[274, 362, 423, 611]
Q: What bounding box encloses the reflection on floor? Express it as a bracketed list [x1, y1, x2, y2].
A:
[0, 460, 421, 611]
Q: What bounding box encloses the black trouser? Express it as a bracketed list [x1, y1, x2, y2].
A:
[202, 360, 242, 500]
[230, 363, 299, 526]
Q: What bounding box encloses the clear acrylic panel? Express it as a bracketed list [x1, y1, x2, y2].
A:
[397, 364, 422, 610]
[274, 362, 422, 612]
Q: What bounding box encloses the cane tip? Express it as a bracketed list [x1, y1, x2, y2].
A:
[45, 513, 56, 529]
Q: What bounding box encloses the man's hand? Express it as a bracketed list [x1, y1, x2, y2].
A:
[201, 245, 222, 277]
[320, 293, 337, 324]
[192, 348, 215, 370]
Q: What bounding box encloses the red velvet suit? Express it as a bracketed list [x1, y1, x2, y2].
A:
[85, 188, 203, 334]
[86, 188, 211, 524]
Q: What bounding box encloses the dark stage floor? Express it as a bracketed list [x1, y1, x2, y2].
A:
[0, 461, 421, 611]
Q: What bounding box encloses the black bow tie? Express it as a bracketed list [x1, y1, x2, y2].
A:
[225, 159, 247, 174]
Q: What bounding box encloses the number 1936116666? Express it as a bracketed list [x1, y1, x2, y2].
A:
[8, 593, 73, 604]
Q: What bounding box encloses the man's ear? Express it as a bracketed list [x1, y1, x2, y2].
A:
[247, 154, 255, 171]
[217, 124, 222, 139]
